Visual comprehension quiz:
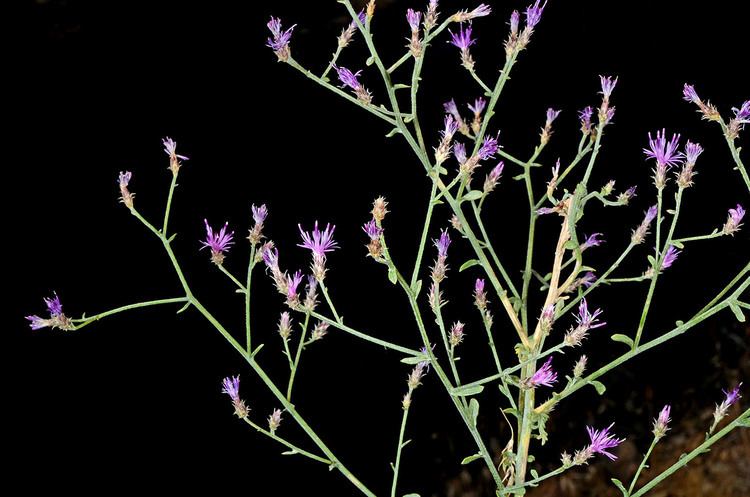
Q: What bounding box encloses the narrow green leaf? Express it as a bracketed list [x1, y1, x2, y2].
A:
[462, 190, 484, 202]
[452, 384, 485, 397]
[403, 494, 421, 497]
[530, 469, 539, 479]
[729, 302, 746, 322]
[459, 259, 481, 272]
[469, 398, 480, 428]
[401, 355, 427, 365]
[366, 55, 375, 66]
[411, 279, 423, 296]
[610, 334, 634, 348]
[672, 240, 684, 249]
[590, 380, 606, 395]
[385, 128, 401, 138]
[388, 266, 398, 284]
[563, 240, 579, 250]
[281, 449, 299, 456]
[611, 478, 628, 496]
[393, 83, 410, 90]
[647, 255, 656, 267]
[461, 453, 483, 465]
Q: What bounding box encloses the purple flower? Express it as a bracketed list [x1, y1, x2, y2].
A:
[26, 315, 49, 330]
[478, 133, 500, 160]
[619, 186, 637, 203]
[286, 270, 304, 304]
[163, 137, 189, 161]
[465, 4, 492, 19]
[201, 219, 234, 264]
[722, 383, 743, 407]
[525, 357, 557, 388]
[334, 65, 363, 90]
[645, 205, 658, 223]
[475, 278, 485, 295]
[546, 108, 561, 125]
[222, 375, 241, 401]
[406, 9, 421, 31]
[118, 171, 132, 188]
[362, 219, 382, 240]
[576, 298, 605, 330]
[449, 23, 475, 51]
[723, 204, 745, 235]
[441, 114, 459, 140]
[44, 293, 63, 316]
[579, 106, 593, 133]
[713, 382, 742, 428]
[582, 233, 604, 250]
[261, 243, 279, 269]
[468, 97, 486, 115]
[266, 17, 296, 59]
[732, 100, 750, 123]
[26, 292, 71, 330]
[524, 0, 546, 29]
[585, 423, 625, 460]
[298, 221, 339, 259]
[449, 321, 465, 347]
[489, 161, 504, 182]
[433, 228, 451, 258]
[454, 142, 467, 164]
[684, 141, 703, 165]
[644, 129, 684, 167]
[509, 10, 520, 34]
[599, 75, 618, 99]
[579, 272, 597, 288]
[682, 83, 700, 103]
[660, 245, 680, 270]
[653, 404, 672, 438]
[252, 204, 268, 225]
[444, 99, 462, 120]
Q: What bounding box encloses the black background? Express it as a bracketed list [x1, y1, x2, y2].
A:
[9, 1, 749, 495]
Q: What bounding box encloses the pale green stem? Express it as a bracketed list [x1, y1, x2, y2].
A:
[499, 466, 567, 495]
[471, 202, 521, 300]
[245, 245, 257, 354]
[410, 181, 437, 290]
[672, 231, 723, 244]
[319, 280, 342, 324]
[241, 417, 331, 465]
[390, 404, 411, 497]
[719, 121, 750, 191]
[218, 264, 247, 293]
[628, 437, 659, 495]
[162, 172, 178, 236]
[468, 67, 493, 94]
[281, 337, 294, 369]
[71, 297, 189, 329]
[321, 45, 343, 80]
[581, 121, 606, 186]
[309, 310, 421, 356]
[287, 311, 310, 401]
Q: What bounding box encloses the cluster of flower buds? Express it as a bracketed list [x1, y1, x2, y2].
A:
[643, 129, 684, 190]
[722, 204, 745, 236]
[572, 355, 587, 379]
[406, 9, 423, 57]
[363, 197, 388, 260]
[424, 0, 440, 32]
[118, 171, 134, 209]
[248, 204, 268, 245]
[201, 219, 235, 266]
[434, 115, 459, 165]
[266, 17, 296, 62]
[711, 383, 742, 433]
[310, 321, 330, 342]
[333, 65, 372, 105]
[222, 375, 250, 418]
[521, 356, 557, 389]
[539, 108, 561, 145]
[483, 161, 504, 194]
[26, 293, 74, 331]
[598, 75, 617, 125]
[631, 205, 658, 245]
[278, 311, 293, 340]
[568, 423, 625, 465]
[449, 321, 465, 347]
[298, 221, 339, 281]
[564, 299, 605, 347]
[504, 1, 546, 54]
[268, 408, 283, 433]
[682, 84, 721, 122]
[338, 10, 366, 48]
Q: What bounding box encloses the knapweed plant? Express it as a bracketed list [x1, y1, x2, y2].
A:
[28, 1, 749, 496]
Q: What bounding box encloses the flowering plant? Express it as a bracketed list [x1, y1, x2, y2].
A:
[27, 1, 748, 496]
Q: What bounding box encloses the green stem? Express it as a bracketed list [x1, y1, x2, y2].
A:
[471, 202, 520, 300]
[581, 122, 606, 186]
[410, 51, 427, 153]
[321, 45, 343, 80]
[672, 231, 723, 244]
[630, 409, 750, 497]
[319, 281, 342, 324]
[500, 466, 566, 495]
[390, 405, 411, 497]
[468, 68, 493, 94]
[310, 310, 420, 356]
[162, 172, 178, 236]
[245, 245, 257, 354]
[241, 417, 331, 465]
[287, 311, 311, 401]
[628, 436, 659, 495]
[633, 190, 664, 348]
[719, 121, 750, 192]
[218, 264, 247, 293]
[71, 297, 189, 329]
[410, 181, 437, 289]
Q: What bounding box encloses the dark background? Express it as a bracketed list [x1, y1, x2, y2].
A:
[9, 1, 749, 495]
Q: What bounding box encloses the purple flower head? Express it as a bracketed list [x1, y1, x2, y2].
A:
[576, 298, 605, 330]
[722, 383, 743, 408]
[454, 142, 467, 164]
[682, 83, 700, 103]
[644, 129, 684, 167]
[582, 233, 604, 250]
[298, 221, 339, 259]
[162, 137, 189, 161]
[661, 245, 680, 270]
[653, 404, 672, 438]
[578, 272, 597, 289]
[433, 228, 451, 258]
[406, 9, 421, 31]
[286, 270, 304, 302]
[546, 108, 561, 125]
[603, 106, 616, 125]
[489, 161, 504, 182]
[599, 75, 618, 99]
[449, 23, 475, 51]
[44, 293, 63, 316]
[418, 344, 434, 371]
[252, 204, 268, 225]
[261, 243, 279, 269]
[118, 171, 132, 188]
[621, 186, 637, 201]
[222, 375, 241, 402]
[200, 219, 235, 261]
[466, 4, 492, 19]
[266, 17, 296, 53]
[509, 10, 520, 34]
[723, 204, 745, 235]
[475, 278, 485, 295]
[732, 100, 750, 123]
[684, 141, 703, 165]
[362, 219, 382, 241]
[585, 423, 625, 460]
[645, 205, 658, 224]
[526, 357, 557, 388]
[444, 99, 461, 120]
[333, 65, 363, 91]
[478, 133, 500, 160]
[524, 0, 547, 29]
[578, 106, 593, 123]
[26, 315, 49, 330]
[468, 97, 486, 115]
[442, 114, 459, 140]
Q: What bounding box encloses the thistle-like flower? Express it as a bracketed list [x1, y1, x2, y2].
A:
[573, 355, 587, 379]
[285, 270, 304, 308]
[631, 204, 658, 244]
[448, 23, 476, 70]
[564, 298, 605, 347]
[538, 304, 556, 336]
[449, 321, 465, 347]
[474, 278, 487, 310]
[372, 196, 389, 222]
[311, 321, 330, 341]
[518, 1, 547, 49]
[722, 204, 745, 235]
[424, 0, 440, 31]
[617, 186, 637, 205]
[660, 245, 680, 271]
[248, 203, 268, 245]
[261, 241, 288, 295]
[362, 218, 384, 259]
[117, 171, 134, 209]
[677, 141, 703, 188]
[162, 136, 189, 175]
[522, 357, 557, 388]
[338, 10, 366, 48]
[712, 383, 742, 431]
[728, 100, 750, 139]
[579, 106, 594, 136]
[454, 142, 467, 165]
[266, 17, 296, 62]
[483, 161, 504, 194]
[504, 10, 521, 55]
[268, 408, 283, 433]
[444, 99, 470, 136]
[577, 423, 625, 462]
[652, 404, 672, 440]
[298, 221, 338, 281]
[540, 108, 561, 145]
[452, 4, 492, 22]
[435, 114, 459, 164]
[431, 228, 451, 282]
[597, 75, 617, 123]
[682, 83, 720, 121]
[278, 311, 293, 340]
[26, 292, 74, 331]
[303, 275, 319, 311]
[644, 129, 684, 189]
[406, 9, 423, 56]
[222, 375, 249, 418]
[581, 233, 604, 250]
[468, 97, 486, 134]
[333, 65, 372, 105]
[200, 219, 234, 265]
